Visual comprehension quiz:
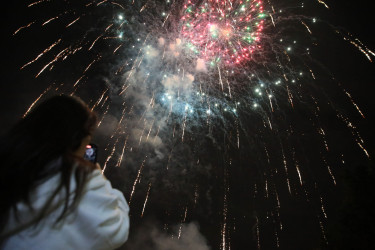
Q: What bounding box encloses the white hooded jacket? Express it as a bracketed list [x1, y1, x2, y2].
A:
[1, 161, 130, 250]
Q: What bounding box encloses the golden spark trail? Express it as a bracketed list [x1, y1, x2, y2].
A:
[255, 216, 260, 250]
[318, 128, 329, 151]
[343, 89, 365, 118]
[218, 65, 224, 91]
[337, 114, 370, 158]
[146, 120, 155, 142]
[21, 39, 62, 69]
[296, 164, 303, 186]
[323, 157, 336, 185]
[286, 85, 294, 108]
[301, 21, 312, 34]
[113, 44, 123, 54]
[317, 0, 329, 9]
[42, 16, 59, 26]
[97, 103, 110, 127]
[36, 48, 69, 78]
[320, 197, 327, 218]
[28, 0, 50, 7]
[14, 22, 35, 35]
[89, 35, 103, 51]
[111, 2, 125, 9]
[178, 207, 188, 239]
[269, 14, 275, 27]
[66, 17, 81, 28]
[97, 0, 108, 6]
[102, 137, 119, 173]
[116, 137, 128, 167]
[23, 85, 52, 118]
[105, 24, 113, 32]
[141, 183, 152, 218]
[281, 149, 291, 194]
[73, 75, 85, 87]
[91, 88, 108, 110]
[181, 113, 187, 142]
[226, 79, 232, 98]
[129, 159, 146, 203]
[318, 216, 328, 245]
[83, 57, 101, 73]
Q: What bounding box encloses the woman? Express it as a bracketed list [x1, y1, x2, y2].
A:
[0, 95, 129, 249]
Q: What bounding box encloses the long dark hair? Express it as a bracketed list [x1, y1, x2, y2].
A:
[0, 95, 97, 237]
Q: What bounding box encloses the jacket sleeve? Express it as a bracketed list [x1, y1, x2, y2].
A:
[78, 169, 130, 249]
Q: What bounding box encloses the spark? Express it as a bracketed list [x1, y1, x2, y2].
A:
[178, 206, 188, 239]
[42, 16, 59, 26]
[28, 0, 50, 8]
[141, 183, 152, 218]
[23, 85, 52, 118]
[35, 48, 69, 78]
[317, 0, 329, 9]
[116, 137, 128, 167]
[343, 89, 365, 118]
[88, 35, 103, 51]
[97, 0, 108, 7]
[66, 17, 81, 28]
[14, 22, 35, 35]
[21, 39, 62, 69]
[301, 21, 312, 34]
[129, 158, 146, 204]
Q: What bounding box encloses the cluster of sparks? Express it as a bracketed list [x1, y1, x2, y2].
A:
[14, 0, 374, 249]
[181, 0, 265, 65]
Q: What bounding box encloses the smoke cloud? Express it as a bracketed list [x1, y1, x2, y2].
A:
[122, 221, 210, 250]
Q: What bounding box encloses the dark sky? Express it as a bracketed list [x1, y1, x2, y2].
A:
[1, 1, 375, 249]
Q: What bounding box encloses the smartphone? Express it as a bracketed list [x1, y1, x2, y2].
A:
[83, 143, 98, 163]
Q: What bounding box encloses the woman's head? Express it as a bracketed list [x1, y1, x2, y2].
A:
[0, 95, 97, 230]
[19, 95, 97, 158]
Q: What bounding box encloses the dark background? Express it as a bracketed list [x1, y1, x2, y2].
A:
[1, 1, 374, 249]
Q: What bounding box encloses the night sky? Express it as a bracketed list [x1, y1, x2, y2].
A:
[1, 1, 375, 249]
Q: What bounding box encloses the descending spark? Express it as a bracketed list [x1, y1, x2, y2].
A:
[255, 216, 260, 250]
[301, 21, 312, 34]
[296, 164, 303, 186]
[178, 206, 188, 239]
[42, 16, 59, 26]
[102, 137, 119, 173]
[141, 183, 152, 218]
[111, 1, 125, 9]
[317, 0, 329, 9]
[73, 74, 85, 87]
[322, 157, 336, 185]
[28, 0, 50, 8]
[88, 35, 103, 51]
[13, 22, 35, 35]
[318, 216, 328, 245]
[97, 0, 109, 7]
[97, 103, 110, 127]
[343, 89, 365, 118]
[116, 137, 128, 167]
[281, 148, 291, 194]
[66, 17, 81, 28]
[23, 85, 52, 118]
[91, 89, 108, 111]
[320, 196, 328, 218]
[21, 39, 62, 69]
[129, 158, 146, 204]
[35, 48, 69, 78]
